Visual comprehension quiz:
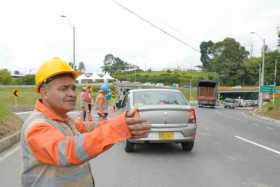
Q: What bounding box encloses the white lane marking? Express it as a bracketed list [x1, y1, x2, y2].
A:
[235, 136, 280, 156]
[0, 145, 20, 162]
[15, 111, 31, 115]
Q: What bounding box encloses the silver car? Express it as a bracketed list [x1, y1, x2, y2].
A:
[124, 88, 197, 152]
[223, 98, 239, 109]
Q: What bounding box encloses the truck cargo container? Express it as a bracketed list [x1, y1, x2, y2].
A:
[197, 80, 217, 108]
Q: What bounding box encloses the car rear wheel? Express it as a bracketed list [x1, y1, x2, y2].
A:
[181, 141, 194, 151]
[125, 141, 135, 152]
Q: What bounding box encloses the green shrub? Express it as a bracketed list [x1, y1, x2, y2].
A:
[267, 105, 274, 111]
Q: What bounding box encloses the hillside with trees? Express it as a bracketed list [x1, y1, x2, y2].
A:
[200, 38, 280, 86]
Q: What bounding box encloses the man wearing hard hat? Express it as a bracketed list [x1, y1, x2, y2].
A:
[20, 57, 150, 187]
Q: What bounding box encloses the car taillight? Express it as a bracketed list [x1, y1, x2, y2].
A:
[187, 109, 196, 124]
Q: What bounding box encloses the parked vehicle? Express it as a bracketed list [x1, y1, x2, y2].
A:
[235, 98, 247, 107]
[197, 80, 218, 108]
[124, 88, 197, 152]
[244, 99, 258, 107]
[224, 98, 238, 109]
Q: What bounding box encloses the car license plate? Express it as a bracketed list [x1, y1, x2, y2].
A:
[159, 132, 174, 140]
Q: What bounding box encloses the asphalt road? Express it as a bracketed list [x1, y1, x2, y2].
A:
[1, 108, 280, 187]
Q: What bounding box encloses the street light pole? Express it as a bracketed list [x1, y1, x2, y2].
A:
[260, 37, 265, 108]
[73, 25, 76, 69]
[273, 60, 277, 104]
[250, 32, 265, 108]
[258, 64, 261, 107]
[61, 15, 76, 69]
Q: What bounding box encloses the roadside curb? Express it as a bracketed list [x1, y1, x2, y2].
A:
[0, 131, 20, 153]
[249, 111, 280, 124]
[235, 107, 255, 111]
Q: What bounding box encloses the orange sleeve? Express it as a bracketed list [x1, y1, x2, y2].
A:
[75, 119, 95, 133]
[75, 118, 87, 133]
[83, 112, 131, 156]
[26, 113, 131, 166]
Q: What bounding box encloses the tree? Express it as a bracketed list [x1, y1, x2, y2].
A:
[200, 38, 250, 85]
[68, 62, 77, 70]
[200, 40, 214, 68]
[242, 57, 260, 85]
[101, 54, 140, 74]
[112, 57, 128, 73]
[102, 54, 115, 73]
[78, 61, 86, 73]
[263, 50, 280, 85]
[104, 54, 114, 63]
[14, 70, 20, 75]
[0, 69, 12, 85]
[14, 75, 35, 85]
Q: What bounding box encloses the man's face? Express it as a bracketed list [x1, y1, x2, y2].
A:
[41, 75, 77, 114]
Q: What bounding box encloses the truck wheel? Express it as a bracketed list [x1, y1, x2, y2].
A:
[181, 141, 194, 151]
[125, 141, 135, 152]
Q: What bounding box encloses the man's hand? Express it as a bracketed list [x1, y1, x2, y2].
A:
[125, 109, 151, 139]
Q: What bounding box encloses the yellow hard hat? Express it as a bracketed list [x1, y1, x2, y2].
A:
[35, 57, 80, 92]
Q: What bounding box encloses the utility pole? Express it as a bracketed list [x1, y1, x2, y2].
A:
[275, 60, 277, 85]
[258, 64, 261, 107]
[260, 38, 265, 107]
[274, 26, 280, 104]
[189, 79, 192, 101]
[250, 32, 265, 108]
[273, 60, 277, 104]
[73, 26, 76, 69]
[61, 15, 76, 69]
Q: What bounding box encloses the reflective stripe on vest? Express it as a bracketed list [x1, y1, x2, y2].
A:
[20, 111, 95, 187]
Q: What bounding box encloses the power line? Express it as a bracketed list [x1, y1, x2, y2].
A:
[111, 0, 200, 53]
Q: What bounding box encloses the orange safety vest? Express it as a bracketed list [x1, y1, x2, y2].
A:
[20, 100, 131, 187]
[95, 92, 107, 115]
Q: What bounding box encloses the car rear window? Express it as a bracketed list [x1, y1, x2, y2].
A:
[133, 90, 188, 106]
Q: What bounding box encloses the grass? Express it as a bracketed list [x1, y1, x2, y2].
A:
[0, 86, 38, 112]
[0, 102, 22, 139]
[0, 85, 117, 112]
[257, 98, 280, 120]
[179, 87, 198, 101]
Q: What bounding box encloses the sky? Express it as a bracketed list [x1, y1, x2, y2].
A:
[0, 0, 279, 74]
